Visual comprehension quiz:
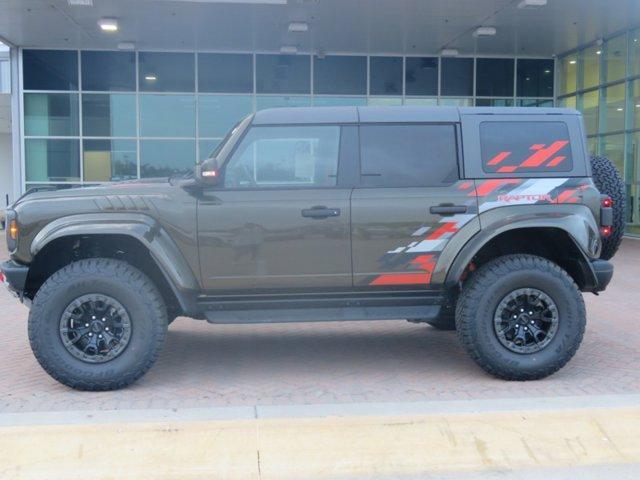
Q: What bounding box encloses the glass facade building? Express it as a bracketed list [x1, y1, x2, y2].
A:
[558, 28, 640, 235]
[20, 49, 554, 192]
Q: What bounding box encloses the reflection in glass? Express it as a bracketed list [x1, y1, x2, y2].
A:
[604, 34, 627, 83]
[517, 98, 553, 107]
[83, 139, 137, 182]
[475, 98, 514, 107]
[627, 131, 639, 229]
[199, 95, 252, 138]
[600, 134, 625, 180]
[581, 45, 600, 90]
[476, 58, 514, 97]
[313, 96, 366, 106]
[559, 55, 577, 95]
[82, 94, 136, 137]
[404, 98, 438, 106]
[558, 95, 576, 109]
[23, 50, 78, 91]
[25, 139, 80, 182]
[602, 83, 626, 133]
[517, 59, 554, 97]
[256, 55, 310, 94]
[581, 90, 599, 135]
[405, 57, 438, 96]
[81, 51, 136, 91]
[198, 53, 253, 93]
[631, 80, 640, 131]
[632, 31, 640, 77]
[367, 97, 402, 106]
[441, 58, 473, 96]
[140, 94, 195, 137]
[24, 93, 79, 137]
[140, 140, 195, 178]
[439, 97, 472, 106]
[256, 95, 311, 110]
[369, 57, 402, 95]
[139, 52, 195, 92]
[314, 56, 367, 95]
[199, 139, 221, 162]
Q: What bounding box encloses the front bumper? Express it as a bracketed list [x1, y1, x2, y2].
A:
[0, 260, 28, 298]
[591, 259, 614, 292]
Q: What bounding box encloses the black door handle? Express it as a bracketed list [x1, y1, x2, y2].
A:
[430, 204, 468, 216]
[301, 206, 341, 219]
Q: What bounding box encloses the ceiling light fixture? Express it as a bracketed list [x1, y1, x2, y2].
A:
[288, 22, 309, 32]
[544, 69, 551, 73]
[517, 0, 547, 8]
[473, 26, 496, 37]
[117, 42, 135, 50]
[616, 107, 623, 111]
[280, 45, 298, 54]
[440, 48, 459, 56]
[145, 74, 157, 81]
[596, 50, 602, 55]
[98, 18, 118, 32]
[569, 60, 576, 64]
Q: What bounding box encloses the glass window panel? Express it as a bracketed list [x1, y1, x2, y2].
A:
[439, 97, 472, 106]
[81, 51, 135, 91]
[198, 53, 253, 93]
[405, 57, 438, 96]
[82, 93, 136, 137]
[476, 58, 514, 97]
[441, 58, 473, 96]
[480, 122, 573, 173]
[581, 90, 599, 135]
[199, 95, 252, 138]
[631, 31, 640, 77]
[256, 55, 310, 94]
[23, 50, 78, 91]
[581, 45, 601, 90]
[24, 93, 79, 136]
[475, 98, 514, 106]
[83, 139, 137, 182]
[517, 59, 554, 97]
[367, 97, 402, 106]
[359, 125, 458, 187]
[600, 134, 625, 179]
[631, 79, 640, 131]
[199, 139, 221, 162]
[314, 56, 366, 95]
[604, 34, 627, 83]
[139, 52, 195, 92]
[587, 136, 598, 155]
[140, 94, 195, 137]
[369, 56, 402, 95]
[602, 83, 626, 133]
[256, 95, 311, 110]
[558, 95, 576, 109]
[517, 98, 554, 107]
[404, 98, 438, 106]
[224, 125, 340, 188]
[627, 131, 640, 227]
[559, 54, 577, 95]
[25, 183, 83, 192]
[140, 140, 195, 178]
[313, 96, 366, 106]
[25, 139, 80, 182]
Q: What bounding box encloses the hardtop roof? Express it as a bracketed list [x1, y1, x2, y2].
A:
[251, 106, 580, 125]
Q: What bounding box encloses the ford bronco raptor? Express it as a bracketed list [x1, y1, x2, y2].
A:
[1, 107, 624, 390]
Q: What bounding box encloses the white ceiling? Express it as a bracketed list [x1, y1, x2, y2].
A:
[0, 0, 638, 56]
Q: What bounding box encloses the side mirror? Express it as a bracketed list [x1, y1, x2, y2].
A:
[196, 157, 222, 186]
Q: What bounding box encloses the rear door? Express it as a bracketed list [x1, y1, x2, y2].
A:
[351, 123, 480, 289]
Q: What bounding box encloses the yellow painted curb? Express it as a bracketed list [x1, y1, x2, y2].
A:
[1, 407, 639, 480]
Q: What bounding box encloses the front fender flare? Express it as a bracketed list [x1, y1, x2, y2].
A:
[30, 212, 200, 298]
[443, 204, 601, 287]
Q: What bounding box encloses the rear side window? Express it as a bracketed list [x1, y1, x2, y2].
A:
[480, 121, 573, 174]
[359, 124, 458, 187]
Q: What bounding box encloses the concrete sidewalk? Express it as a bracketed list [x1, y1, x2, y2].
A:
[1, 394, 639, 480]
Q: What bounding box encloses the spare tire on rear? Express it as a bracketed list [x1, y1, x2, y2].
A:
[590, 154, 626, 260]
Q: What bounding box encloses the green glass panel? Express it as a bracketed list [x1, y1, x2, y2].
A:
[604, 34, 627, 83]
[403, 98, 438, 106]
[439, 98, 472, 106]
[199, 139, 221, 162]
[602, 83, 626, 133]
[581, 45, 601, 90]
[367, 97, 402, 106]
[24, 93, 79, 137]
[198, 95, 253, 138]
[559, 54, 577, 95]
[581, 90, 599, 135]
[83, 139, 137, 182]
[140, 140, 195, 178]
[25, 139, 80, 182]
[313, 96, 366, 106]
[82, 93, 136, 137]
[255, 96, 311, 110]
[139, 94, 195, 137]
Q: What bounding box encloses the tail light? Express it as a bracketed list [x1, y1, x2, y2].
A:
[599, 195, 613, 236]
[600, 225, 612, 237]
[602, 196, 613, 208]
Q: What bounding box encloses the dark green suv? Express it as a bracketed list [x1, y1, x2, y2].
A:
[1, 107, 624, 390]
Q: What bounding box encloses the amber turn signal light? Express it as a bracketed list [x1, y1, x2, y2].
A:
[9, 220, 18, 240]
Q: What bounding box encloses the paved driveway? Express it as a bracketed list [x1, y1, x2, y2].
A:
[1, 237, 639, 413]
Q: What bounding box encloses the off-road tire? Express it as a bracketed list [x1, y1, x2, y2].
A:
[590, 154, 626, 260]
[456, 254, 586, 381]
[28, 258, 168, 391]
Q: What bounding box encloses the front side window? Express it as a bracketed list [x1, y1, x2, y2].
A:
[359, 124, 458, 187]
[480, 122, 573, 173]
[223, 125, 340, 188]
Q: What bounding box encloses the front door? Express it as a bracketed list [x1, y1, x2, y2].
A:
[197, 124, 352, 292]
[351, 123, 479, 288]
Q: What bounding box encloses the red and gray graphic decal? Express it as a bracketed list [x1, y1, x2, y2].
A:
[485, 141, 571, 174]
[366, 177, 593, 287]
